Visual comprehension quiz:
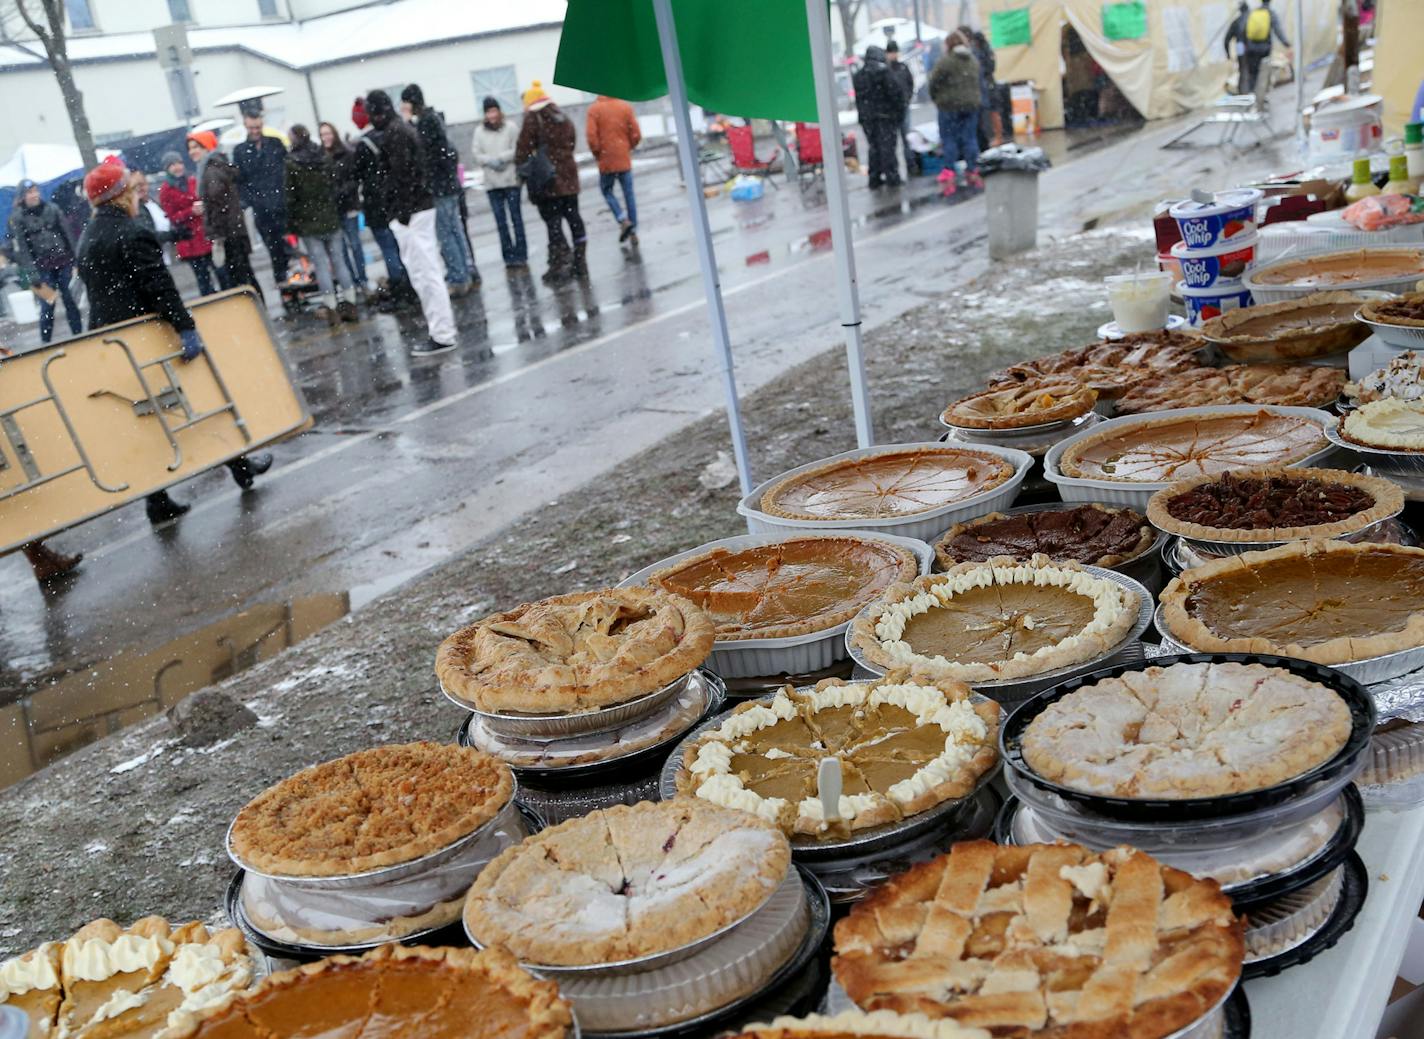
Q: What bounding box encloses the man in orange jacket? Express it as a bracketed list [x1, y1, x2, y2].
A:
[585, 95, 642, 244]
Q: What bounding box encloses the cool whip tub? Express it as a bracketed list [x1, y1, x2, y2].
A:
[1171, 232, 1260, 290]
[1179, 282, 1253, 327]
[1169, 189, 1263, 250]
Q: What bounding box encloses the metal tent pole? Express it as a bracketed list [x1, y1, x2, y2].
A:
[1294, 0, 1306, 154]
[805, 0, 876, 448]
[650, 0, 755, 496]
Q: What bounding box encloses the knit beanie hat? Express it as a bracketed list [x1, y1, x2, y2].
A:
[482, 95, 502, 113]
[352, 97, 369, 129]
[84, 159, 129, 205]
[522, 80, 551, 111]
[186, 130, 217, 152]
[161, 150, 184, 168]
[400, 83, 425, 108]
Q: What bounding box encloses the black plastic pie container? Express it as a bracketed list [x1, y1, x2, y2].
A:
[1242, 850, 1367, 981]
[1000, 652, 1377, 822]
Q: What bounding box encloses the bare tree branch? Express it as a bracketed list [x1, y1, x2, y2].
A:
[13, 0, 99, 170]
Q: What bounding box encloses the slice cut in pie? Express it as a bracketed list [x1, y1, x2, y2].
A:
[934, 506, 1154, 570]
[1340, 398, 1424, 451]
[942, 381, 1097, 430]
[677, 670, 999, 837]
[647, 535, 919, 639]
[729, 1011, 993, 1039]
[831, 840, 1244, 1039]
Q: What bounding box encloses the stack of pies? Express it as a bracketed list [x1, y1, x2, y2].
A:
[0, 917, 252, 1039]
[941, 380, 1097, 430]
[1360, 291, 1424, 329]
[1113, 364, 1345, 416]
[228, 742, 518, 947]
[729, 1012, 991, 1039]
[987, 330, 1206, 399]
[1340, 398, 1424, 451]
[934, 505, 1155, 570]
[676, 670, 999, 838]
[167, 945, 572, 1038]
[849, 557, 1139, 684]
[831, 840, 1244, 1035]
[1346, 351, 1424, 405]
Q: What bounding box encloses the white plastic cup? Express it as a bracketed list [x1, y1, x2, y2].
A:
[1104, 272, 1173, 334]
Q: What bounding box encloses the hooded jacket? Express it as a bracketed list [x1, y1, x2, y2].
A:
[197, 151, 247, 244]
[8, 189, 76, 274]
[77, 205, 194, 333]
[516, 104, 579, 198]
[353, 129, 392, 228]
[929, 43, 983, 113]
[158, 173, 212, 260]
[585, 96, 642, 174]
[364, 92, 434, 224]
[853, 47, 908, 124]
[285, 139, 341, 236]
[326, 142, 361, 214]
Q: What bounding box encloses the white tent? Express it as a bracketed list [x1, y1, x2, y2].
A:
[0, 143, 115, 188]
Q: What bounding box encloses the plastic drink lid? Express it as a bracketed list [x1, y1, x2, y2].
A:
[1406, 122, 1423, 146]
[1352, 157, 1374, 183]
[0, 1008, 29, 1039]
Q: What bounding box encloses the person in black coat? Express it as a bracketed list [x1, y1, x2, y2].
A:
[232, 112, 291, 290]
[400, 83, 476, 292]
[7, 179, 82, 342]
[319, 121, 368, 291]
[76, 161, 272, 525]
[885, 41, 919, 176]
[853, 46, 909, 188]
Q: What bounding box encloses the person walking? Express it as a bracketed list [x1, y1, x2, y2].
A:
[1241, 0, 1292, 97]
[885, 41, 919, 177]
[586, 93, 642, 243]
[399, 83, 478, 294]
[232, 111, 291, 294]
[285, 124, 360, 326]
[516, 82, 586, 284]
[363, 89, 457, 354]
[853, 46, 908, 189]
[8, 180, 82, 343]
[929, 31, 984, 196]
[188, 131, 262, 299]
[158, 151, 218, 296]
[472, 96, 527, 269]
[319, 121, 367, 293]
[1223, 1, 1252, 94]
[76, 162, 271, 525]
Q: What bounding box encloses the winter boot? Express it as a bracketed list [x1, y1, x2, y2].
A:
[572, 241, 589, 280]
[938, 168, 957, 197]
[618, 219, 633, 242]
[146, 490, 191, 525]
[543, 239, 573, 285]
[227, 452, 274, 490]
[966, 169, 985, 192]
[23, 542, 82, 583]
[337, 300, 359, 323]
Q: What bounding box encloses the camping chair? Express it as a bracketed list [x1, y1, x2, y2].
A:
[793, 122, 824, 192]
[727, 124, 780, 186]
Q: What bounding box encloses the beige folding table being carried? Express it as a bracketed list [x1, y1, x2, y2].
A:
[0, 288, 311, 554]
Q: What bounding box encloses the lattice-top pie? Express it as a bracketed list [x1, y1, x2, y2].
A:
[832, 841, 1244, 1039]
[647, 535, 919, 639]
[1113, 365, 1344, 416]
[436, 587, 716, 714]
[942, 381, 1097, 430]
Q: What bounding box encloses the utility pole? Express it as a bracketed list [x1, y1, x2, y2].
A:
[154, 23, 201, 126]
[14, 0, 99, 170]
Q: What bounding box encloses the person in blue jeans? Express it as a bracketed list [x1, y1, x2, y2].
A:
[320, 121, 368, 291]
[471, 96, 528, 268]
[586, 95, 642, 243]
[7, 181, 82, 342]
[928, 31, 984, 196]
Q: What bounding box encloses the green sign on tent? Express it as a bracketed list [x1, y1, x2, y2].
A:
[1103, 0, 1148, 40]
[989, 7, 1032, 48]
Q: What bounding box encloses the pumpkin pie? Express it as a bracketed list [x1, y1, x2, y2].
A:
[1020, 661, 1353, 799]
[168, 945, 571, 1039]
[1251, 248, 1424, 288]
[1340, 398, 1424, 451]
[849, 557, 1139, 684]
[758, 448, 1016, 522]
[676, 670, 999, 837]
[464, 798, 791, 966]
[1201, 291, 1372, 363]
[729, 1012, 993, 1039]
[1146, 467, 1402, 544]
[1346, 350, 1424, 405]
[942, 381, 1097, 430]
[1159, 539, 1424, 664]
[831, 841, 1244, 1038]
[1113, 364, 1345, 416]
[934, 505, 1155, 570]
[1361, 290, 1424, 328]
[646, 535, 919, 639]
[435, 587, 716, 714]
[1057, 408, 1327, 483]
[1, 917, 252, 1039]
[988, 330, 1206, 399]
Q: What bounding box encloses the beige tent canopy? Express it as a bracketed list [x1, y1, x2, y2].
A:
[975, 0, 1339, 131]
[1372, 0, 1423, 137]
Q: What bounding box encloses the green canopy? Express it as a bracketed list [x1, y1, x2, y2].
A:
[553, 0, 820, 123]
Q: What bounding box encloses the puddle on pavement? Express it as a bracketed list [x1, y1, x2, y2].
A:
[0, 592, 349, 791]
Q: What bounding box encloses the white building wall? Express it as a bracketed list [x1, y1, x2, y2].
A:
[64, 0, 290, 36]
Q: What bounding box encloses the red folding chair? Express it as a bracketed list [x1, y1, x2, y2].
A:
[727, 123, 780, 186]
[793, 122, 824, 191]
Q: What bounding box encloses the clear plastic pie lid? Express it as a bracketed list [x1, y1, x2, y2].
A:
[1244, 867, 1343, 963]
[1360, 718, 1424, 787]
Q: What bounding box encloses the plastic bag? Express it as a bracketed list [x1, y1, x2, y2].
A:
[978, 143, 1052, 175]
[1340, 193, 1424, 231]
[730, 175, 766, 201]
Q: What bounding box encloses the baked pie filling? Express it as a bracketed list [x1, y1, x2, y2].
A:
[1362, 291, 1424, 328]
[936, 507, 1153, 569]
[759, 449, 1015, 521]
[1341, 398, 1424, 450]
[1112, 365, 1344, 416]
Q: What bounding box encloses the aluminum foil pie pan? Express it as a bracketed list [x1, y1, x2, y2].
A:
[1168, 512, 1401, 559]
[1242, 851, 1367, 980]
[940, 411, 1103, 458]
[1164, 517, 1420, 575]
[513, 771, 661, 827]
[1323, 417, 1424, 476]
[617, 531, 933, 680]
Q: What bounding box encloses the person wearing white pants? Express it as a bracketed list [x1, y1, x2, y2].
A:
[363, 89, 456, 354]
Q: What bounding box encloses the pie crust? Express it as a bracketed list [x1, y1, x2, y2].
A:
[1361, 290, 1424, 328]
[729, 1011, 993, 1039]
[1146, 467, 1403, 544]
[1340, 398, 1424, 451]
[168, 944, 571, 1039]
[229, 742, 514, 877]
[988, 331, 1206, 399]
[1159, 539, 1424, 664]
[1020, 661, 1353, 798]
[1200, 291, 1372, 362]
[464, 798, 792, 966]
[676, 670, 999, 836]
[1057, 409, 1327, 483]
[435, 587, 716, 714]
[942, 381, 1097, 430]
[831, 841, 1244, 1038]
[1250, 248, 1424, 288]
[1112, 364, 1345, 416]
[849, 557, 1139, 683]
[934, 506, 1155, 570]
[758, 448, 1017, 522]
[647, 535, 919, 640]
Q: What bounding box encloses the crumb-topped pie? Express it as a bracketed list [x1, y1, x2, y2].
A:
[1361, 290, 1424, 328]
[942, 381, 1097, 430]
[1020, 661, 1353, 799]
[1346, 350, 1424, 405]
[436, 587, 715, 714]
[1146, 467, 1402, 544]
[168, 944, 571, 1039]
[759, 448, 1017, 522]
[1113, 364, 1345, 416]
[850, 557, 1139, 684]
[676, 670, 999, 837]
[1057, 409, 1326, 483]
[988, 331, 1205, 399]
[464, 798, 791, 966]
[1, 917, 252, 1039]
[729, 1011, 992, 1039]
[1159, 539, 1424, 664]
[646, 535, 919, 639]
[935, 506, 1155, 570]
[1340, 398, 1424, 450]
[831, 841, 1244, 1038]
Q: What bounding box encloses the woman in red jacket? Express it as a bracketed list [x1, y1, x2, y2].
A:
[156, 150, 217, 296]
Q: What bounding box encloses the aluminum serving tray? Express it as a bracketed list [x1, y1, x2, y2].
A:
[617, 531, 933, 679]
[1356, 310, 1424, 352]
[845, 565, 1155, 704]
[737, 442, 1034, 543]
[442, 668, 699, 740]
[1323, 417, 1424, 477]
[1043, 405, 1340, 512]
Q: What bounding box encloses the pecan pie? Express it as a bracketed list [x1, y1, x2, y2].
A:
[1159, 539, 1424, 664]
[1113, 365, 1345, 416]
[169, 945, 571, 1039]
[849, 557, 1138, 683]
[987, 331, 1205, 399]
[1057, 409, 1327, 483]
[942, 381, 1097, 430]
[1361, 290, 1424, 328]
[1346, 351, 1424, 405]
[435, 587, 716, 714]
[759, 448, 1016, 522]
[1020, 661, 1352, 798]
[1, 917, 252, 1039]
[1146, 467, 1402, 543]
[729, 1012, 992, 1039]
[676, 671, 999, 837]
[464, 798, 791, 966]
[934, 506, 1154, 570]
[1340, 398, 1424, 451]
[646, 535, 919, 639]
[831, 841, 1244, 1038]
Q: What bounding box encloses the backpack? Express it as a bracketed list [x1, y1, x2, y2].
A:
[1245, 9, 1271, 42]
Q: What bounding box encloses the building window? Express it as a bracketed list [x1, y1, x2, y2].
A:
[257, 0, 279, 17]
[168, 0, 192, 22]
[64, 0, 95, 31]
[471, 65, 520, 117]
